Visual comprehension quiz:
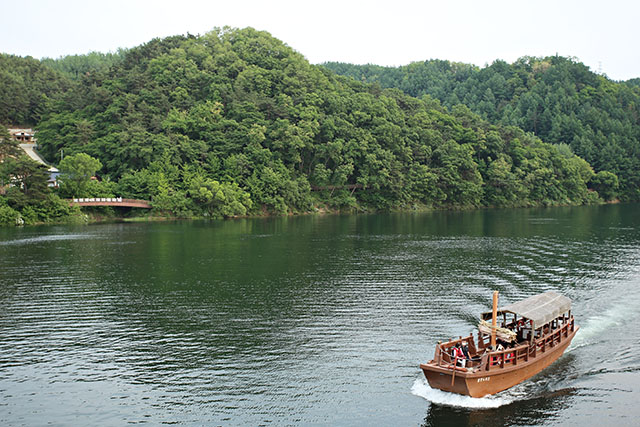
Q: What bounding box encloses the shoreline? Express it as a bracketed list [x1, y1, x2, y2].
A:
[1, 198, 624, 228]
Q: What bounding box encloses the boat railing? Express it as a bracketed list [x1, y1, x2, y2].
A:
[481, 316, 575, 371]
[528, 315, 575, 359]
[432, 316, 575, 372]
[434, 335, 475, 366]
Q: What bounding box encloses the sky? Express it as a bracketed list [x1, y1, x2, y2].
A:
[2, 0, 639, 81]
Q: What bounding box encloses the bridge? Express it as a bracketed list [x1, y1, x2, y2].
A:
[69, 197, 152, 208]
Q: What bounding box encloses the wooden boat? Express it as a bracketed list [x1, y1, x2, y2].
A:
[420, 291, 579, 397]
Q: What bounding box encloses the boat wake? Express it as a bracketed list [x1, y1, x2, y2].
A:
[569, 290, 640, 353]
[0, 234, 100, 246]
[569, 307, 626, 351]
[411, 377, 512, 409]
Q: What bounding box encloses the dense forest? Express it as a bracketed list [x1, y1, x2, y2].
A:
[324, 57, 640, 200]
[0, 28, 629, 225]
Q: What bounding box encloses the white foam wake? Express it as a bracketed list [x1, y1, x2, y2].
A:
[411, 377, 512, 408]
[0, 234, 99, 246]
[569, 294, 640, 352]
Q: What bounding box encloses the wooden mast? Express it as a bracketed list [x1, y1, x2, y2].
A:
[491, 291, 498, 348]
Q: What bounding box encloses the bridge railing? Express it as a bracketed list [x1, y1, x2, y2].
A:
[69, 198, 152, 208]
[73, 197, 124, 203]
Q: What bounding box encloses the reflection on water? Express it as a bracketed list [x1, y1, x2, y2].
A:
[0, 204, 639, 425]
[423, 387, 576, 427]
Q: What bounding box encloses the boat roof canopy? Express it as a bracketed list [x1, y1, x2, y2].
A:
[483, 291, 571, 328]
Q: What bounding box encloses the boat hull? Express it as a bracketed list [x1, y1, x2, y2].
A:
[421, 326, 579, 397]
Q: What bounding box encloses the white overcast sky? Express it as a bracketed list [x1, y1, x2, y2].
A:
[2, 0, 639, 81]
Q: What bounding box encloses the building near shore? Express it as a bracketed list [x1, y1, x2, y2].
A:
[6, 128, 59, 187]
[8, 128, 36, 143]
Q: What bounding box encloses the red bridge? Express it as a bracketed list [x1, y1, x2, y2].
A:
[69, 197, 152, 208]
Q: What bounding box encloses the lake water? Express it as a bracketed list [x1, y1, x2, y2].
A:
[1, 204, 639, 426]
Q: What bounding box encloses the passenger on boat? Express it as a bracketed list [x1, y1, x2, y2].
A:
[451, 343, 466, 367]
[487, 345, 501, 366]
[461, 342, 470, 360]
[484, 345, 493, 355]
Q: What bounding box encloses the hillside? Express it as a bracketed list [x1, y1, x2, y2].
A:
[0, 28, 613, 221]
[0, 54, 72, 126]
[323, 57, 640, 200]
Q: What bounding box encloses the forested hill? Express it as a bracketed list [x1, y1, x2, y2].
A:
[0, 54, 73, 126]
[0, 29, 620, 220]
[323, 58, 640, 200]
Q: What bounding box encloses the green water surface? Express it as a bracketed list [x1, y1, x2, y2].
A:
[1, 204, 639, 425]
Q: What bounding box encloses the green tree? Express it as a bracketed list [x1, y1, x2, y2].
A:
[58, 152, 102, 197]
[188, 175, 252, 217]
[0, 203, 21, 225]
[484, 156, 520, 206]
[590, 170, 619, 201]
[0, 127, 22, 161]
[2, 156, 50, 201]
